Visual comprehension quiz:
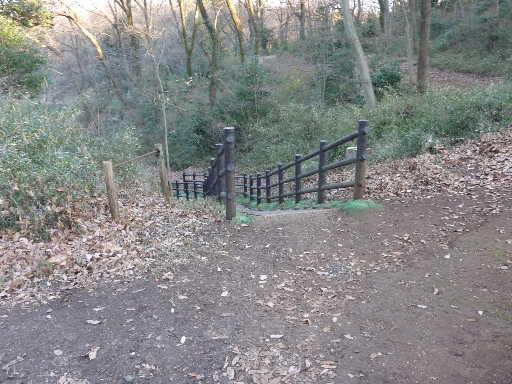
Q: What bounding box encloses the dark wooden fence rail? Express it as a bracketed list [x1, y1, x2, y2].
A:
[169, 120, 369, 220]
[170, 127, 237, 220]
[171, 172, 208, 200]
[239, 120, 369, 205]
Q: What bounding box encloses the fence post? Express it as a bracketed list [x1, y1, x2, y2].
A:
[353, 120, 369, 200]
[155, 144, 171, 204]
[294, 154, 302, 203]
[265, 170, 271, 203]
[277, 163, 284, 204]
[249, 175, 255, 201]
[256, 173, 262, 205]
[103, 160, 120, 222]
[207, 166, 212, 196]
[223, 127, 236, 220]
[243, 174, 248, 198]
[192, 172, 198, 199]
[174, 180, 180, 199]
[183, 173, 190, 201]
[215, 143, 223, 203]
[318, 140, 328, 204]
[209, 158, 216, 196]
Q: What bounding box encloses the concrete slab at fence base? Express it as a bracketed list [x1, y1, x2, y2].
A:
[241, 206, 335, 216]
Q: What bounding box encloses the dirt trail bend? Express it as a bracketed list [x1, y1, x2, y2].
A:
[1, 187, 511, 384]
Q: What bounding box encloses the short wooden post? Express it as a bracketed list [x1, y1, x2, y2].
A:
[277, 163, 284, 204]
[265, 170, 271, 203]
[223, 127, 236, 220]
[353, 120, 369, 200]
[103, 160, 120, 222]
[294, 154, 302, 203]
[155, 144, 171, 204]
[318, 140, 327, 204]
[243, 174, 248, 198]
[249, 175, 255, 201]
[256, 173, 262, 205]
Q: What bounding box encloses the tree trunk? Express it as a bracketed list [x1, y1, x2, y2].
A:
[172, 0, 200, 77]
[341, 0, 376, 107]
[197, 0, 220, 106]
[409, 0, 417, 53]
[417, 0, 431, 93]
[377, 0, 389, 35]
[225, 0, 245, 63]
[401, 0, 416, 84]
[245, 0, 259, 54]
[299, 0, 306, 40]
[58, 12, 127, 105]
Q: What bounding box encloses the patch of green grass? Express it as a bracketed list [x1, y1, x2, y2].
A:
[325, 199, 382, 215]
[237, 197, 382, 214]
[231, 214, 253, 225]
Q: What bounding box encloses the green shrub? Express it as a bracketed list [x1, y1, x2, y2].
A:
[0, 98, 142, 237]
[0, 15, 47, 94]
[236, 82, 512, 169]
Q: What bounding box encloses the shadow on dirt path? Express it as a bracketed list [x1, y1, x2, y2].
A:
[1, 190, 511, 384]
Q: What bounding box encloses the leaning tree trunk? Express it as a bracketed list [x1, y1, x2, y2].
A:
[417, 0, 431, 93]
[225, 0, 246, 63]
[341, 0, 376, 107]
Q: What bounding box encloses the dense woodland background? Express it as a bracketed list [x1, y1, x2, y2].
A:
[1, 0, 511, 237]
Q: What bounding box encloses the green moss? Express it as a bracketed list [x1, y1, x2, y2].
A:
[231, 214, 253, 225]
[329, 199, 382, 215]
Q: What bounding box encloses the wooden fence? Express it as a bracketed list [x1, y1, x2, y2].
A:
[171, 172, 208, 200]
[236, 120, 369, 205]
[103, 144, 171, 222]
[170, 120, 369, 219]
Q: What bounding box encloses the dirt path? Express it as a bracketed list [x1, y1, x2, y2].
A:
[1, 185, 511, 383]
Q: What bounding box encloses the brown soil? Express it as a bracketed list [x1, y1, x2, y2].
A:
[1, 183, 511, 383]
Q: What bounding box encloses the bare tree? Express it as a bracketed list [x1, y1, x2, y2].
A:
[114, 0, 142, 78]
[57, 9, 127, 104]
[197, 0, 221, 106]
[341, 0, 376, 107]
[170, 0, 200, 76]
[417, 0, 431, 93]
[377, 0, 389, 35]
[224, 0, 246, 62]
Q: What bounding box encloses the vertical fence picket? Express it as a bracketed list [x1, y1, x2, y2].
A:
[183, 175, 190, 201]
[256, 173, 262, 205]
[243, 174, 248, 198]
[265, 170, 271, 203]
[174, 180, 180, 199]
[318, 140, 327, 204]
[249, 175, 255, 201]
[294, 154, 302, 203]
[192, 172, 198, 199]
[277, 163, 284, 204]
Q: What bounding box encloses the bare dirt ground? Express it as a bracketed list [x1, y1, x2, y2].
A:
[1, 130, 511, 384]
[1, 187, 511, 384]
